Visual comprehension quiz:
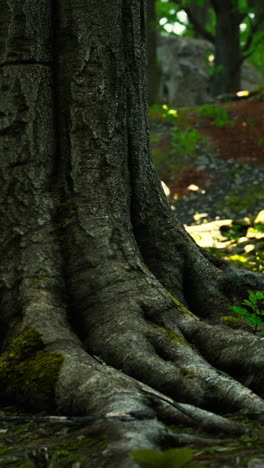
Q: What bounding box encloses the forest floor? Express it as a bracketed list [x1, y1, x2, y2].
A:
[150, 98, 264, 274]
[0, 100, 263, 467]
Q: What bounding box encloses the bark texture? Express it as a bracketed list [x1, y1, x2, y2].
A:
[0, 1, 264, 466]
[146, 0, 160, 105]
[210, 0, 242, 94]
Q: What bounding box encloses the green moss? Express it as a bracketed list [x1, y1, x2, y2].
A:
[180, 367, 190, 377]
[221, 182, 264, 213]
[156, 327, 188, 345]
[0, 448, 9, 456]
[49, 451, 79, 467]
[0, 328, 64, 408]
[166, 290, 197, 318]
[52, 436, 108, 466]
[165, 425, 186, 433]
[221, 316, 243, 329]
[60, 438, 105, 451]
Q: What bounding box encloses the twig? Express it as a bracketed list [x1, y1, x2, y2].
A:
[0, 410, 156, 425]
[140, 389, 203, 423]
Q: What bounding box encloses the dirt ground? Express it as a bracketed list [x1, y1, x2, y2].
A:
[189, 100, 264, 167]
[153, 100, 264, 200]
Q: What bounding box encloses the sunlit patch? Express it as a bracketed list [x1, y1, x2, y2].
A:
[244, 244, 255, 253]
[187, 184, 199, 191]
[167, 109, 178, 118]
[242, 122, 247, 127]
[229, 254, 247, 263]
[162, 104, 168, 110]
[193, 212, 208, 222]
[208, 54, 214, 63]
[236, 90, 250, 97]
[161, 180, 170, 197]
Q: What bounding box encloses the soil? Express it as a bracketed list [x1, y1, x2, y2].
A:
[187, 100, 264, 168]
[150, 99, 264, 224]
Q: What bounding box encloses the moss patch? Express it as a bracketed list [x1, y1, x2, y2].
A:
[221, 182, 264, 214]
[156, 327, 188, 345]
[221, 316, 243, 329]
[0, 328, 64, 409]
[166, 290, 197, 318]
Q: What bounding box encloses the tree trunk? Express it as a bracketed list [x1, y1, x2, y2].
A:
[1, 0, 264, 466]
[187, 0, 211, 38]
[210, 1, 242, 94]
[147, 0, 160, 104]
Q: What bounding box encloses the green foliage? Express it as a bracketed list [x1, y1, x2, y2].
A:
[257, 137, 264, 147]
[208, 64, 223, 76]
[230, 290, 264, 333]
[198, 104, 234, 127]
[156, 1, 179, 31]
[248, 40, 264, 75]
[171, 126, 205, 155]
[255, 223, 264, 233]
[130, 447, 205, 468]
[224, 224, 245, 240]
[156, 0, 264, 75]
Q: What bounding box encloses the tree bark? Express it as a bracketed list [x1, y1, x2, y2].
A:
[210, 0, 242, 94]
[0, 0, 264, 466]
[146, 0, 160, 104]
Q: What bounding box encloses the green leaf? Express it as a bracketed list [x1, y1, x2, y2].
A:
[256, 291, 264, 300]
[247, 316, 263, 325]
[130, 449, 164, 468]
[163, 448, 193, 467]
[130, 448, 195, 468]
[242, 299, 255, 310]
[248, 290, 257, 305]
[230, 306, 249, 315]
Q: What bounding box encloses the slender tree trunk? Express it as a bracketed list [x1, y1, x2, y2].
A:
[0, 0, 264, 466]
[211, 2, 242, 94]
[188, 0, 211, 38]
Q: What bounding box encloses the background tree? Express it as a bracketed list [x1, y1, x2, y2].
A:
[0, 0, 264, 466]
[157, 0, 264, 95]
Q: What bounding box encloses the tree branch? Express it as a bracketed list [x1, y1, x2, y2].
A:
[184, 7, 215, 43]
[242, 11, 264, 55]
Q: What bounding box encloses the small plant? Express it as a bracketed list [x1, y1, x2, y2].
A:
[130, 447, 205, 468]
[255, 223, 264, 233]
[198, 103, 234, 128]
[171, 126, 205, 155]
[224, 224, 245, 240]
[230, 290, 264, 334]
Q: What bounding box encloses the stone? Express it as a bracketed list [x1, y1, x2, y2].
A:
[157, 35, 262, 107]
